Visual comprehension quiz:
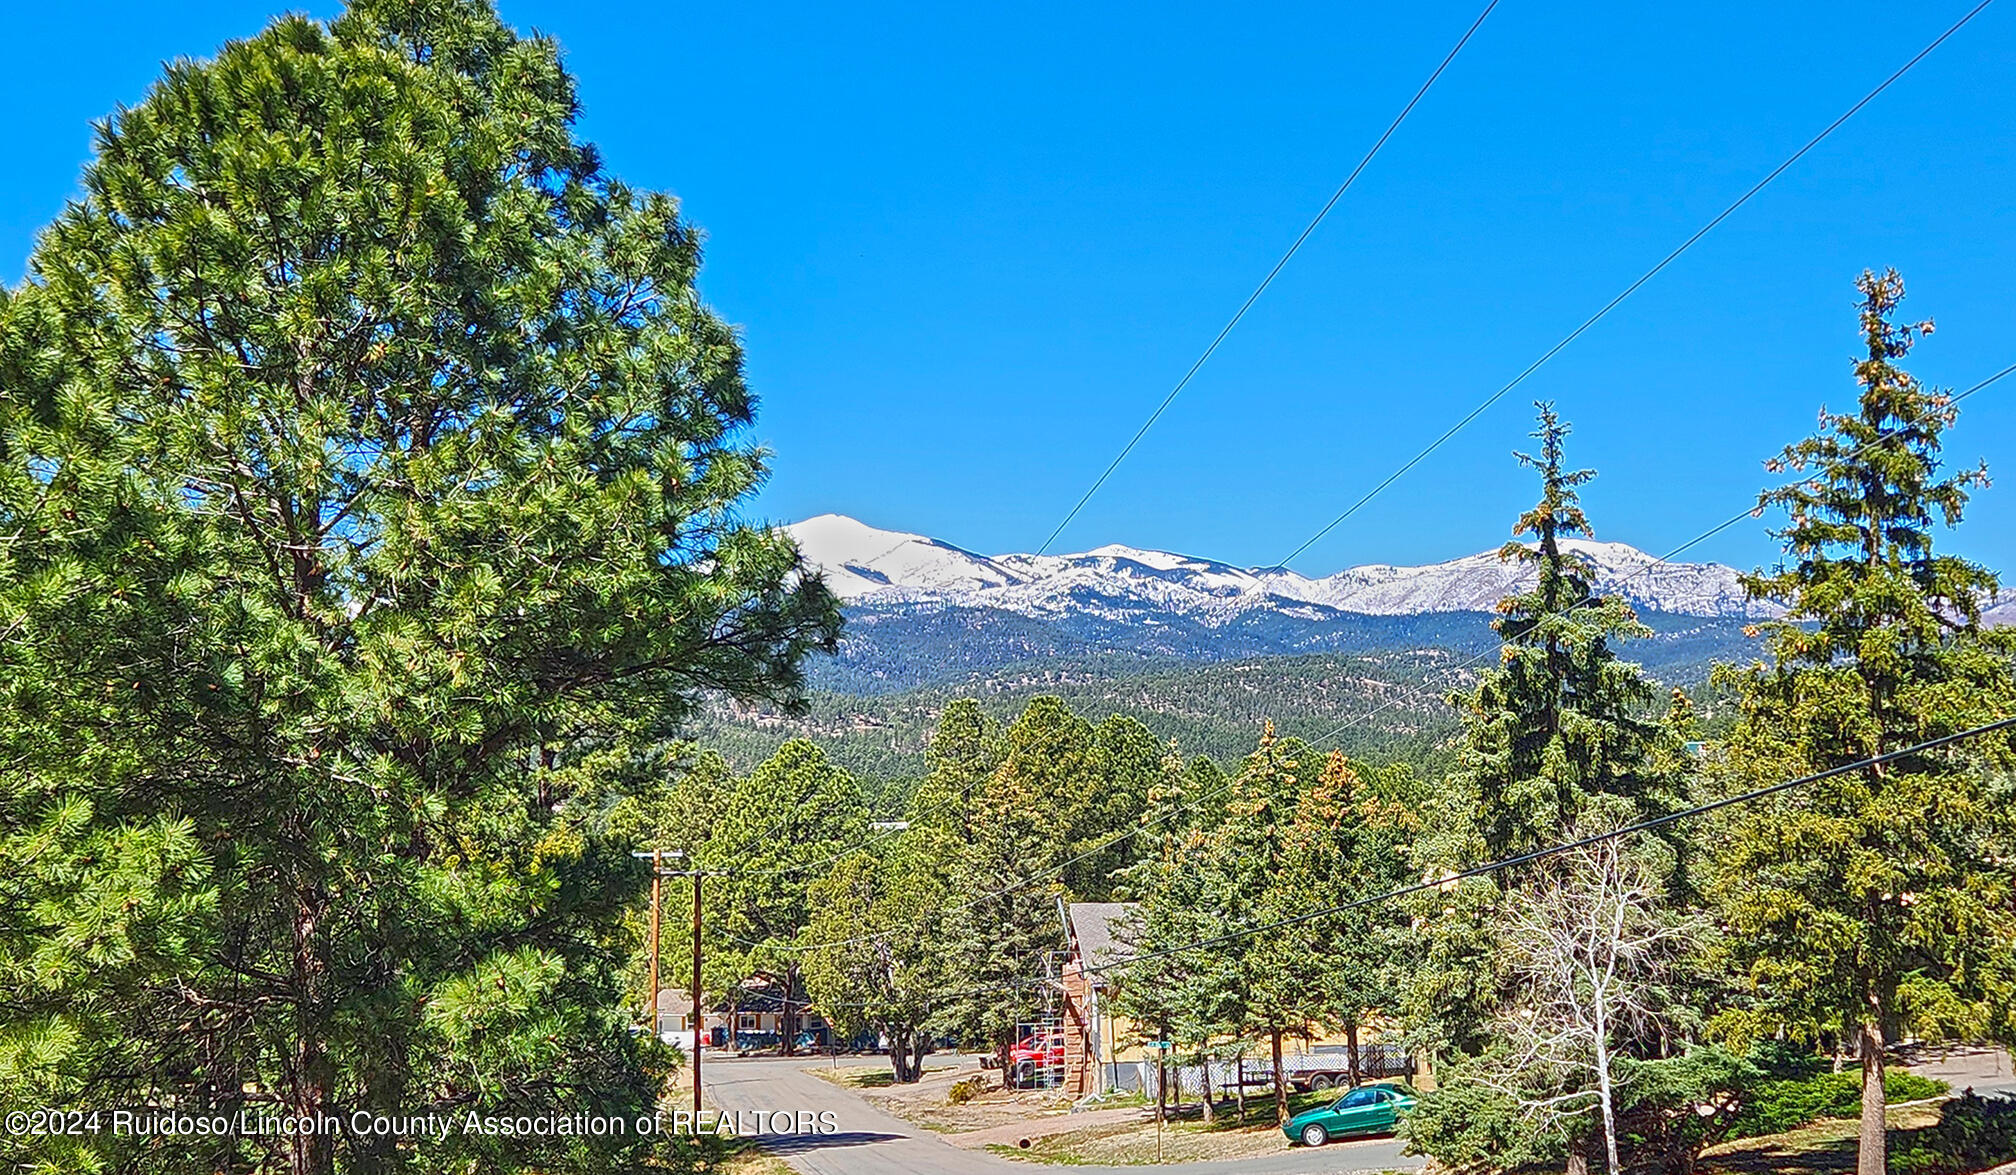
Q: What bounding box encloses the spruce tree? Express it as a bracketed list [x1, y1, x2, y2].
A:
[1708, 270, 2016, 1175]
[934, 699, 1082, 1067]
[1407, 406, 1686, 1169]
[1303, 752, 1419, 1089]
[905, 698, 1003, 845]
[1450, 404, 1680, 860]
[1113, 742, 1222, 1119]
[1184, 723, 1328, 1123]
[0, 3, 839, 1172]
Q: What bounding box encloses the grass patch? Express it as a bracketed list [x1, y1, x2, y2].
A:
[980, 1099, 1388, 1166]
[811, 1063, 901, 1089]
[1700, 1103, 1946, 1174]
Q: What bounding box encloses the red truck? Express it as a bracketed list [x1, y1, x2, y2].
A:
[1007, 1031, 1064, 1088]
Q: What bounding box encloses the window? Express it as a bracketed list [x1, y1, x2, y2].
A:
[1339, 1088, 1379, 1108]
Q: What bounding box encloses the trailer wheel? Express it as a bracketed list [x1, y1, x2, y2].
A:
[1310, 1074, 1334, 1090]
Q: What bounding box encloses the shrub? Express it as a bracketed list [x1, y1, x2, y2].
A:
[948, 1076, 988, 1104]
[1890, 1092, 2016, 1175]
[1730, 1069, 1948, 1138]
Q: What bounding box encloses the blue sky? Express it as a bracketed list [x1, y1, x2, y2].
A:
[4, 1, 2013, 577]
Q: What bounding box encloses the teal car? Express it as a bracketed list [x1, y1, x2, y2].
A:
[1282, 1083, 1418, 1147]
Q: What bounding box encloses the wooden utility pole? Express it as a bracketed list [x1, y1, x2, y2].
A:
[691, 871, 704, 1113]
[633, 852, 708, 1113]
[646, 849, 662, 1033]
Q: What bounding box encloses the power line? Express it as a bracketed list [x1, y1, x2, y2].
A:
[1295, 359, 2016, 749]
[777, 359, 2014, 955]
[1275, 0, 1999, 569]
[1087, 714, 2016, 976]
[812, 713, 2016, 1007]
[1033, 0, 1503, 556]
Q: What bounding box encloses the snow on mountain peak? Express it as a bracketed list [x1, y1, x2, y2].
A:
[782, 516, 1775, 621]
[786, 513, 1023, 599]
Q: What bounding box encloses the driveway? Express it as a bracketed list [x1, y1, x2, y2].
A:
[701, 1055, 1424, 1175]
[1907, 1046, 2016, 1098]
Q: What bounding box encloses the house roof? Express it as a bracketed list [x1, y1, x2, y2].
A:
[1066, 902, 1135, 974]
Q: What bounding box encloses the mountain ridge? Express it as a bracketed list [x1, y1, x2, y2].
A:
[786, 513, 1779, 622]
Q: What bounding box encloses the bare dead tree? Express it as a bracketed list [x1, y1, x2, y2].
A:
[1482, 834, 1698, 1174]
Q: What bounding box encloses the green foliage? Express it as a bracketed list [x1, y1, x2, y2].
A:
[0, 2, 837, 1172]
[700, 740, 866, 1050]
[1409, 408, 1688, 1068]
[1401, 1054, 1566, 1171]
[946, 1075, 987, 1103]
[1889, 1092, 2016, 1175]
[1607, 1045, 1759, 1171]
[1729, 1069, 1948, 1138]
[1111, 742, 1219, 1056]
[1115, 722, 1415, 1124]
[1441, 404, 1685, 862]
[800, 840, 945, 1081]
[1707, 271, 2016, 1169]
[1406, 408, 1699, 1173]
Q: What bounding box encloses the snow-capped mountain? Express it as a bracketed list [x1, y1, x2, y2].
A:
[786, 514, 1776, 623]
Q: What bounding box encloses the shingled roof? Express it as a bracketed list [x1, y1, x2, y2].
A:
[1065, 901, 1135, 979]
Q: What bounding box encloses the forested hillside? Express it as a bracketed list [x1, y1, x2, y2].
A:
[693, 610, 1767, 792]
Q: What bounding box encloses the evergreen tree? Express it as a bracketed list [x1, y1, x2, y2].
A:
[1180, 723, 1335, 1123]
[934, 700, 1081, 1066]
[1077, 715, 1165, 900]
[801, 840, 946, 1082]
[931, 697, 1161, 1061]
[0, 3, 838, 1172]
[701, 741, 866, 1055]
[1452, 405, 1680, 860]
[1708, 270, 2016, 1175]
[1304, 752, 1419, 1089]
[1113, 743, 1219, 1119]
[1407, 406, 1688, 1170]
[905, 698, 1003, 845]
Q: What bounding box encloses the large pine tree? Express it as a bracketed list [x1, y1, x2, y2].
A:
[1709, 270, 2016, 1175]
[701, 741, 866, 1055]
[0, 3, 839, 1173]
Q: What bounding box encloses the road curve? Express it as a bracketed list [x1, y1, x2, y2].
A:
[702, 1055, 1424, 1175]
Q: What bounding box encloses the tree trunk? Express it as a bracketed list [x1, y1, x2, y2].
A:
[288, 887, 334, 1175]
[1200, 1058, 1215, 1124]
[1565, 1136, 1590, 1175]
[911, 1032, 930, 1083]
[889, 1028, 910, 1083]
[1346, 1021, 1361, 1088]
[1235, 1055, 1245, 1120]
[1270, 1027, 1288, 1125]
[1857, 1017, 1886, 1175]
[781, 966, 798, 1056]
[1594, 1016, 1621, 1175]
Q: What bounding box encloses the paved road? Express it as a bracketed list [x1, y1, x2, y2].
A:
[1909, 1047, 2016, 1098]
[702, 1055, 1423, 1175]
